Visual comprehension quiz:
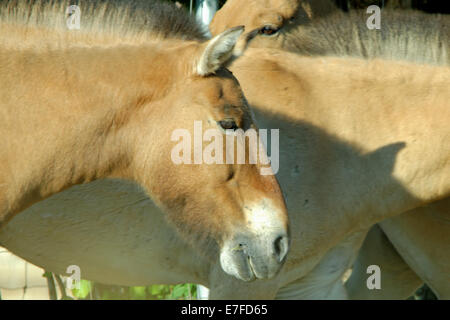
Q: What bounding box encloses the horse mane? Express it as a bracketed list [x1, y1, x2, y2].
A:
[0, 0, 208, 48]
[283, 9, 449, 65]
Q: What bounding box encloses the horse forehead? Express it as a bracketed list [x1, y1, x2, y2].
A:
[267, 0, 299, 14]
[234, 0, 299, 31]
[197, 76, 244, 106]
[252, 0, 299, 17]
[211, 0, 299, 35]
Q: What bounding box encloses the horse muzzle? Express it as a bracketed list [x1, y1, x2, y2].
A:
[219, 230, 289, 281]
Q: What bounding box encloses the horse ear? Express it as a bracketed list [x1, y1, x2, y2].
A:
[196, 26, 244, 76]
[232, 28, 260, 57]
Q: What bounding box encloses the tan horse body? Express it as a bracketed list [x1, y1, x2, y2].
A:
[0, 0, 291, 282]
[1, 1, 449, 299]
[2, 47, 449, 298]
[229, 50, 450, 299]
[211, 0, 450, 299]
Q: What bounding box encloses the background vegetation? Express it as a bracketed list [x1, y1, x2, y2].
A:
[43, 272, 198, 300]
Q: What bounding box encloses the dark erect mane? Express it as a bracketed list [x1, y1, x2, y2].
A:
[0, 0, 208, 41]
[283, 9, 449, 65]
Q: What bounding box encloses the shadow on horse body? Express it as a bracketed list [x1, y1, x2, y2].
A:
[211, 0, 450, 299]
[3, 49, 448, 298]
[1, 0, 449, 299]
[0, 0, 290, 283]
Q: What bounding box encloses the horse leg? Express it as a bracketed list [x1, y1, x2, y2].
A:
[346, 224, 422, 299]
[379, 198, 450, 299]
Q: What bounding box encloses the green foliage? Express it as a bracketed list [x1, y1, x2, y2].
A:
[130, 286, 147, 300]
[72, 279, 93, 299]
[70, 280, 198, 300]
[170, 283, 197, 300]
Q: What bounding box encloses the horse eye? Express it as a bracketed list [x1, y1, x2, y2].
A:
[260, 26, 280, 36]
[218, 119, 238, 130]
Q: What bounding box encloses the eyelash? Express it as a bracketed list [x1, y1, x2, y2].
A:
[259, 26, 280, 36]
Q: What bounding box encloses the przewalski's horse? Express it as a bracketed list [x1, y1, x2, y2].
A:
[1, 7, 449, 299]
[211, 0, 450, 299]
[210, 0, 449, 61]
[0, 0, 290, 282]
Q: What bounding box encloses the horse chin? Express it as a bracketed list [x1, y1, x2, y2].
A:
[219, 237, 286, 282]
[219, 248, 257, 282]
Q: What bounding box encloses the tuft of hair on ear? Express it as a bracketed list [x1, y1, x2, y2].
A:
[230, 28, 260, 60]
[196, 26, 245, 76]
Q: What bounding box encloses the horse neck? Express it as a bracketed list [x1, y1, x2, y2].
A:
[232, 50, 450, 230]
[0, 43, 185, 224]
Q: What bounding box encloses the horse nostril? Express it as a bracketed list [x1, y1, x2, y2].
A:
[273, 235, 289, 262]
